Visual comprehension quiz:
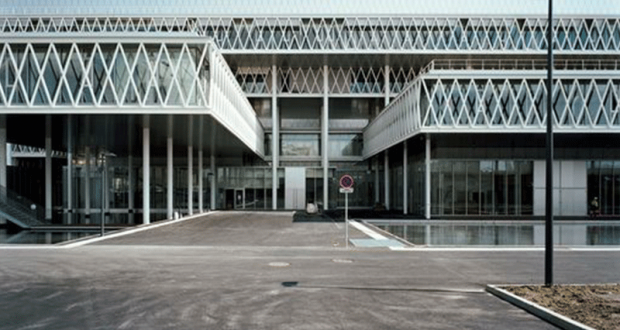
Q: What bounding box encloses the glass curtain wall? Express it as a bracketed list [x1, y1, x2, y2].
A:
[330, 164, 372, 209]
[216, 167, 278, 210]
[588, 161, 620, 215]
[431, 160, 533, 216]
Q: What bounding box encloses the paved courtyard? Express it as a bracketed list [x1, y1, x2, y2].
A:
[0, 211, 618, 329]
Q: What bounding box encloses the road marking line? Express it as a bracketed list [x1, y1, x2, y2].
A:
[60, 211, 218, 248]
[349, 220, 387, 240]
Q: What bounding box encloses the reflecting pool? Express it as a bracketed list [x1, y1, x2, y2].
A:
[0, 229, 115, 245]
[368, 220, 620, 247]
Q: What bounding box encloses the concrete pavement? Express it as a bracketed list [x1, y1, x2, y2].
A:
[0, 211, 618, 329]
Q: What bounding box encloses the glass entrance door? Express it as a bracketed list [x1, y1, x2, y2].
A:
[234, 189, 245, 209]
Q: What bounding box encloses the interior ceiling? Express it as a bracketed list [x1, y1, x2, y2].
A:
[7, 114, 265, 166]
[223, 52, 616, 71]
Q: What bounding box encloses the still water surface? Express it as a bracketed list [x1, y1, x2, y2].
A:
[369, 220, 620, 246]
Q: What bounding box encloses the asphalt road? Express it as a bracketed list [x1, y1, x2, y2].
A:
[1, 211, 618, 330]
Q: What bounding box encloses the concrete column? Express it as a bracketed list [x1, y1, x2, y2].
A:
[384, 150, 390, 210]
[84, 146, 91, 224]
[271, 63, 278, 210]
[374, 157, 379, 204]
[425, 134, 431, 220]
[66, 115, 73, 224]
[198, 118, 204, 213]
[403, 140, 408, 215]
[187, 116, 193, 216]
[5, 143, 10, 167]
[0, 115, 6, 225]
[384, 64, 390, 106]
[322, 64, 329, 210]
[128, 116, 134, 224]
[45, 115, 52, 220]
[142, 115, 150, 224]
[167, 115, 173, 219]
[210, 151, 216, 210]
[0, 115, 6, 188]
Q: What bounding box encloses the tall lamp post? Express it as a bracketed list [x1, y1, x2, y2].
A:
[545, 0, 555, 287]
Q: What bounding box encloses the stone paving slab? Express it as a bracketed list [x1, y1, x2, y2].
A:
[1, 211, 618, 330]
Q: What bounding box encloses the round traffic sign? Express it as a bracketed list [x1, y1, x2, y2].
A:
[339, 174, 354, 189]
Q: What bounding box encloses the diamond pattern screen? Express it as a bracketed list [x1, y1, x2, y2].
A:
[3, 16, 620, 52]
[0, 42, 210, 107]
[364, 74, 620, 157]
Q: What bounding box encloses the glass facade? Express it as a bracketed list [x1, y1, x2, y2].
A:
[0, 43, 209, 107]
[588, 161, 620, 215]
[280, 134, 320, 157]
[217, 167, 279, 210]
[328, 134, 363, 158]
[431, 160, 533, 216]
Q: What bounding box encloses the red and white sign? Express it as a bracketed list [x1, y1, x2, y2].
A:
[339, 174, 354, 189]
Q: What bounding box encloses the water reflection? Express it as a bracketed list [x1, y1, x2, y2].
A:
[370, 221, 620, 246]
[0, 230, 114, 245]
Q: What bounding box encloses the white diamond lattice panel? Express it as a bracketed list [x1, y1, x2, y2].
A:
[2, 16, 620, 52]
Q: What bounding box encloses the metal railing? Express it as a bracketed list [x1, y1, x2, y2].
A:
[427, 59, 620, 71]
[0, 186, 47, 228]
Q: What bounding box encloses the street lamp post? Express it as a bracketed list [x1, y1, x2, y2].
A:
[545, 0, 555, 287]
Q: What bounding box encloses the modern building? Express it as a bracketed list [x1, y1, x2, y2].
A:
[1, 0, 619, 227]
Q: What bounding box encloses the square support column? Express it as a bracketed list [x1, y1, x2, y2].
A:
[45, 115, 52, 220]
[403, 140, 408, 215]
[0, 115, 5, 226]
[128, 116, 134, 224]
[425, 134, 431, 220]
[84, 145, 91, 224]
[188, 116, 193, 216]
[66, 115, 73, 224]
[198, 117, 204, 213]
[143, 115, 150, 225]
[210, 151, 216, 210]
[374, 157, 379, 204]
[322, 65, 329, 211]
[167, 115, 173, 219]
[384, 151, 390, 210]
[272, 64, 279, 210]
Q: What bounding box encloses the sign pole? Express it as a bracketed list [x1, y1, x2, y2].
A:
[339, 174, 354, 250]
[345, 192, 349, 249]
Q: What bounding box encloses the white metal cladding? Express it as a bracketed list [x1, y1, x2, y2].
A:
[0, 39, 210, 109]
[2, 16, 620, 53]
[209, 49, 265, 157]
[2, 0, 619, 17]
[0, 38, 264, 157]
[363, 67, 620, 158]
